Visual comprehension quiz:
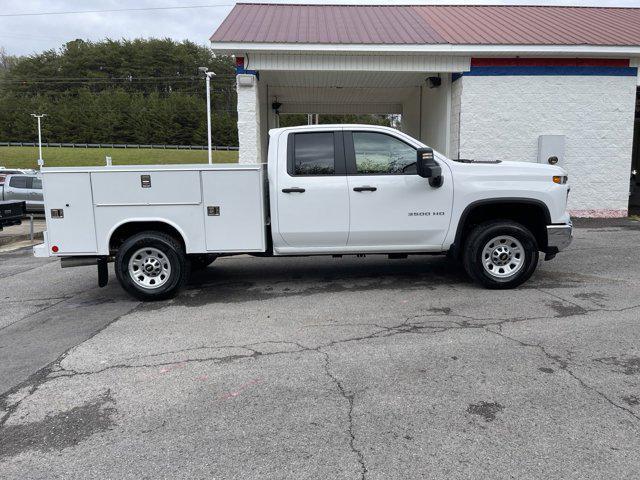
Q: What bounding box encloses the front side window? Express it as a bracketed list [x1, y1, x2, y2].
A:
[9, 176, 28, 188]
[293, 132, 335, 175]
[353, 132, 416, 174]
[32, 177, 42, 189]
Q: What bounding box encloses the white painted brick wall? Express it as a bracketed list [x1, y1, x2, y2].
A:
[458, 75, 637, 217]
[236, 74, 262, 164]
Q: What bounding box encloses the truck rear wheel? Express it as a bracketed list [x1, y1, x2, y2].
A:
[115, 231, 189, 301]
[463, 221, 539, 289]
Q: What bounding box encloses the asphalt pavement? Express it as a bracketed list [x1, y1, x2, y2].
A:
[1, 221, 640, 479]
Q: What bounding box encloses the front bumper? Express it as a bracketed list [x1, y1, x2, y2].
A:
[546, 222, 573, 252]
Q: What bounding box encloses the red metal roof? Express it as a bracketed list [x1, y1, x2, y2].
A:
[211, 4, 640, 46]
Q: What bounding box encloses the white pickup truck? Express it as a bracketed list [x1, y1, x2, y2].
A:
[34, 125, 572, 300]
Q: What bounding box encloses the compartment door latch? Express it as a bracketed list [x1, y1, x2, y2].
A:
[140, 175, 151, 188]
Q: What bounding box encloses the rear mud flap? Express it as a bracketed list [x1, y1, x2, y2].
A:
[98, 258, 109, 287]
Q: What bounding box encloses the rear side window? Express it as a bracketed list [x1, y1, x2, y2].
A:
[32, 177, 42, 189]
[293, 132, 335, 175]
[9, 176, 28, 188]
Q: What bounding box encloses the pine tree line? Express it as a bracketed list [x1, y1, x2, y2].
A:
[0, 39, 238, 146]
[0, 38, 393, 146]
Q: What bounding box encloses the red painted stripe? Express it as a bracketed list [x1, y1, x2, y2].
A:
[471, 58, 630, 67]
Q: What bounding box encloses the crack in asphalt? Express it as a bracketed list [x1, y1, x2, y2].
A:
[0, 259, 56, 281]
[0, 295, 74, 305]
[19, 302, 640, 381]
[0, 296, 73, 333]
[535, 288, 586, 309]
[321, 351, 368, 480]
[3, 285, 640, 466]
[485, 328, 640, 424]
[0, 300, 141, 429]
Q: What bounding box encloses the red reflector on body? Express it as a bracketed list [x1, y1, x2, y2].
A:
[51, 245, 59, 253]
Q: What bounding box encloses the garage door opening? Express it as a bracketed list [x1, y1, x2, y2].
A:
[259, 70, 454, 158]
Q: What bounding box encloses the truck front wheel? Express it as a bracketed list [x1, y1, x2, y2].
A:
[463, 221, 539, 289]
[115, 231, 189, 301]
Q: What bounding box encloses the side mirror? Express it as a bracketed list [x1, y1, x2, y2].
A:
[416, 148, 443, 187]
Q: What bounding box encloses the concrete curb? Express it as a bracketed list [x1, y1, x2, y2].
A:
[0, 231, 44, 247]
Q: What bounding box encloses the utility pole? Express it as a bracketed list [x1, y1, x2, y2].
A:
[31, 113, 46, 168]
[198, 67, 216, 164]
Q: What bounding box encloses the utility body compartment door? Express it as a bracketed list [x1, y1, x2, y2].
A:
[43, 172, 97, 254]
[91, 170, 201, 205]
[202, 169, 266, 252]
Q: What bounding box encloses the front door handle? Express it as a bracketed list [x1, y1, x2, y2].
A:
[353, 186, 377, 192]
[282, 187, 306, 193]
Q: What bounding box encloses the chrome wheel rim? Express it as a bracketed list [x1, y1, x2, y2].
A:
[481, 235, 525, 279]
[128, 247, 171, 289]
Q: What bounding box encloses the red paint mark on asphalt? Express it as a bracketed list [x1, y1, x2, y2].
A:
[159, 362, 187, 374]
[220, 378, 262, 400]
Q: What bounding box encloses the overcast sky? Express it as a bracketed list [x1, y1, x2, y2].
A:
[2, 0, 640, 56]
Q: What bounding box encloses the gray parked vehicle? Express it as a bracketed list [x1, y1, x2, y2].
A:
[0, 168, 34, 186]
[0, 174, 44, 213]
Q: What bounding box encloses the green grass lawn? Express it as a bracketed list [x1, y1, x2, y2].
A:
[0, 146, 239, 169]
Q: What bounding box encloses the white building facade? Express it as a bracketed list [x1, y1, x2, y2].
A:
[211, 3, 640, 218]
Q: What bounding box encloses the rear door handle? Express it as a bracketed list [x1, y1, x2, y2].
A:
[353, 186, 377, 192]
[282, 187, 306, 193]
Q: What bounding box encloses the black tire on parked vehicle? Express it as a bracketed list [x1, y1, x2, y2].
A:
[115, 231, 189, 301]
[462, 220, 539, 289]
[188, 253, 218, 271]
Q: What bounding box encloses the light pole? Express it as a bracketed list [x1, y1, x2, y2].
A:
[198, 67, 216, 164]
[31, 113, 46, 168]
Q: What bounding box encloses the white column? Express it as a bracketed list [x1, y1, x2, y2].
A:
[236, 74, 262, 164]
[401, 87, 421, 140]
[419, 75, 452, 156]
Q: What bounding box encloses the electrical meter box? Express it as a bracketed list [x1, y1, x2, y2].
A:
[538, 135, 566, 165]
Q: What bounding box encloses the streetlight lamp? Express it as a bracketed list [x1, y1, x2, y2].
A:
[198, 67, 216, 165]
[31, 113, 47, 168]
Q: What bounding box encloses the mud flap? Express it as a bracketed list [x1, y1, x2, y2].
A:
[97, 258, 109, 287]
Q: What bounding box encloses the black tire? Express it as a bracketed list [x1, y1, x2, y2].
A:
[188, 254, 218, 271]
[462, 220, 539, 289]
[115, 231, 189, 301]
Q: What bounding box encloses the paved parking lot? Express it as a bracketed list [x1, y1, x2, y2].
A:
[1, 221, 640, 479]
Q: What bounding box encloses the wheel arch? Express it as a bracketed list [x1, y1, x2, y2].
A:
[451, 198, 551, 259]
[108, 219, 188, 254]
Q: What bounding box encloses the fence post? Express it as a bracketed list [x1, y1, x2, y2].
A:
[29, 215, 34, 241]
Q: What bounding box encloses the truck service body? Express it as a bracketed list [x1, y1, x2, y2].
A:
[34, 125, 572, 300]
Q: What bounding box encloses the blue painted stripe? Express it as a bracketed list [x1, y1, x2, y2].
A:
[236, 66, 259, 79]
[463, 66, 638, 77]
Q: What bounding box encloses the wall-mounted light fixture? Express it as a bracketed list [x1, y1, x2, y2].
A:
[272, 98, 282, 115]
[427, 76, 442, 88]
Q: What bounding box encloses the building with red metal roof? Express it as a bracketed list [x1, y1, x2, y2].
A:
[211, 3, 640, 217]
[212, 4, 640, 50]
